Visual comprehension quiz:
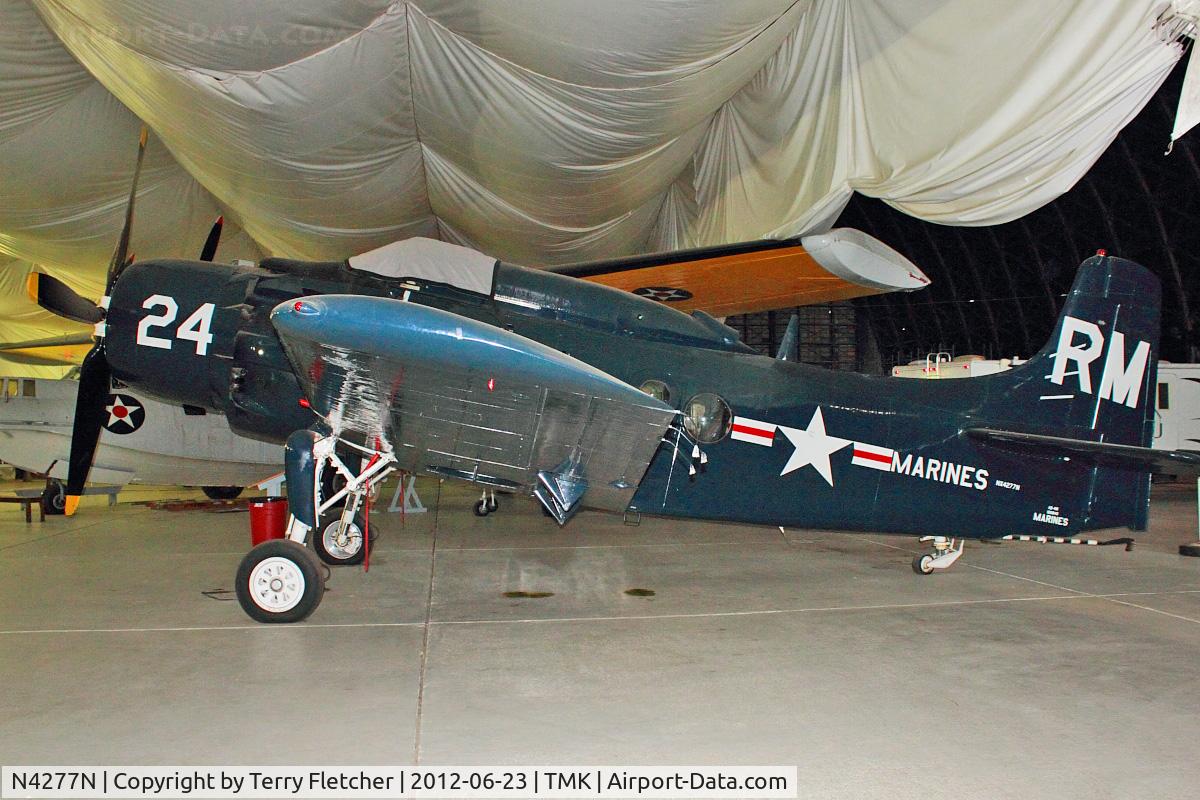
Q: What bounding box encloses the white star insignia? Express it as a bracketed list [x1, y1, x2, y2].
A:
[777, 407, 850, 486]
[106, 396, 137, 429]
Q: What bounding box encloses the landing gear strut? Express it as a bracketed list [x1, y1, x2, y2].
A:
[235, 432, 398, 622]
[912, 536, 964, 575]
[473, 488, 499, 517]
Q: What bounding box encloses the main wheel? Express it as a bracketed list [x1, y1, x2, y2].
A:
[235, 539, 324, 623]
[912, 554, 935, 575]
[202, 485, 243, 501]
[41, 480, 65, 516]
[313, 512, 370, 566]
[473, 499, 489, 517]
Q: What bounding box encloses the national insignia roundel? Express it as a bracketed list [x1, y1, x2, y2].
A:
[633, 286, 693, 303]
[103, 393, 146, 434]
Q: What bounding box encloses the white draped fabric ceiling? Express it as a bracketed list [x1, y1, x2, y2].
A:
[0, 0, 1190, 374]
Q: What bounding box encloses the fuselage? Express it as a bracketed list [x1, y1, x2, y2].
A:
[0, 378, 282, 486]
[100, 252, 1155, 540]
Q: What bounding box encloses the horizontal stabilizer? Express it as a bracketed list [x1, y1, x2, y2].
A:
[966, 428, 1200, 475]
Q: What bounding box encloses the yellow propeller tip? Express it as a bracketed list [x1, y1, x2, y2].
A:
[64, 495, 81, 516]
[139, 125, 148, 147]
[25, 272, 38, 303]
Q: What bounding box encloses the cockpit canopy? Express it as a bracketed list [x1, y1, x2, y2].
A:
[348, 237, 497, 295]
[347, 236, 750, 352]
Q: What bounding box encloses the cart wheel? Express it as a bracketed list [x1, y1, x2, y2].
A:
[202, 485, 243, 500]
[236, 540, 324, 623]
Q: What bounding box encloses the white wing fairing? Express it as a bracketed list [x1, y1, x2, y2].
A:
[270, 295, 677, 516]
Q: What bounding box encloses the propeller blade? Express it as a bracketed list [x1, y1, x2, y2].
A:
[106, 125, 149, 292]
[63, 343, 112, 516]
[25, 272, 102, 325]
[199, 215, 223, 262]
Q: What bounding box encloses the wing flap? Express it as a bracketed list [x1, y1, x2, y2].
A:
[271, 296, 677, 512]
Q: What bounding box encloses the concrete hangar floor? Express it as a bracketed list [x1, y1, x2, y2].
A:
[1, 479, 1199, 798]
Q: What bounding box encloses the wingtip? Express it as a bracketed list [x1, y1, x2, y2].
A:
[64, 495, 81, 516]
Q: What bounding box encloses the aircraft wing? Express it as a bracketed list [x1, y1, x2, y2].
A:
[550, 228, 930, 317]
[270, 295, 678, 518]
[965, 428, 1200, 475]
[0, 333, 93, 366]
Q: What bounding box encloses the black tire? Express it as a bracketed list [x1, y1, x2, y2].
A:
[473, 499, 489, 517]
[912, 554, 935, 575]
[235, 539, 324, 623]
[313, 512, 371, 566]
[202, 485, 243, 501]
[1180, 542, 1200, 558]
[486, 496, 499, 513]
[41, 480, 65, 516]
[320, 468, 347, 510]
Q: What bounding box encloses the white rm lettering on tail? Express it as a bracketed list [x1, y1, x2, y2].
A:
[1049, 317, 1103, 393]
[1048, 316, 1150, 408]
[1098, 330, 1150, 408]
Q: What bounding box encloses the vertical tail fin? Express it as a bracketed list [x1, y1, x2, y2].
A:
[982, 253, 1160, 530]
[990, 254, 1160, 446]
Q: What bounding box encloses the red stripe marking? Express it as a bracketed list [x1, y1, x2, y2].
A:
[732, 423, 774, 439]
[853, 448, 892, 464]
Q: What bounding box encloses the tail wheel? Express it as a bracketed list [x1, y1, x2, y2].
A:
[235, 539, 324, 623]
[912, 554, 935, 575]
[486, 495, 499, 513]
[41, 480, 66, 516]
[314, 512, 370, 566]
[473, 500, 489, 517]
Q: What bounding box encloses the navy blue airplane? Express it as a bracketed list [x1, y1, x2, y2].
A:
[29, 131, 1200, 623]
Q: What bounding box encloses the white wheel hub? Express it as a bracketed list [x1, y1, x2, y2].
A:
[322, 519, 362, 560]
[248, 556, 305, 612]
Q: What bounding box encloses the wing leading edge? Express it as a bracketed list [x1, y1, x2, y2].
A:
[271, 295, 677, 517]
[0, 333, 93, 366]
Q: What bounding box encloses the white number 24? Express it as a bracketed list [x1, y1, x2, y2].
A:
[136, 294, 216, 356]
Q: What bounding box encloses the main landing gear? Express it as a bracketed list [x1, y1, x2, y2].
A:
[473, 488, 499, 517]
[911, 536, 965, 575]
[235, 432, 398, 623]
